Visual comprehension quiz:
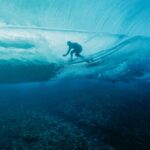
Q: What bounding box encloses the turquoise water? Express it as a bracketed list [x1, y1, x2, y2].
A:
[0, 0, 150, 35]
[0, 0, 150, 149]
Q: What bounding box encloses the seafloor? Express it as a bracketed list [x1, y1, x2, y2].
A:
[0, 79, 150, 150]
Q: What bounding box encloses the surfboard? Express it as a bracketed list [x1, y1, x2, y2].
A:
[87, 57, 104, 65]
[68, 56, 103, 65]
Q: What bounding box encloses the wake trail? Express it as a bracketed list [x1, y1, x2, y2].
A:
[70, 37, 131, 65]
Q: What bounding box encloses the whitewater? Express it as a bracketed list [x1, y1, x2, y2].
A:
[0, 26, 149, 84]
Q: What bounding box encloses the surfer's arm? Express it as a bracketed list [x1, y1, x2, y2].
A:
[63, 47, 72, 56]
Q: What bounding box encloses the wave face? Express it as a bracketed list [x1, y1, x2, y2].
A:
[59, 36, 150, 83]
[0, 28, 125, 83]
[0, 0, 149, 36]
[0, 28, 149, 84]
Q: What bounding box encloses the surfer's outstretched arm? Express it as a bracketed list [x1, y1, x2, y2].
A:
[63, 47, 71, 56]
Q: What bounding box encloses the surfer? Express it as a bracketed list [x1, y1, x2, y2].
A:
[63, 41, 91, 62]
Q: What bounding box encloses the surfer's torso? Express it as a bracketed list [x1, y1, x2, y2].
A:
[69, 42, 82, 53]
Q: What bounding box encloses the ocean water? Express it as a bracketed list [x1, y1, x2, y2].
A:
[0, 0, 150, 150]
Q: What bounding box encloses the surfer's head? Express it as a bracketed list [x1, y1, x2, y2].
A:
[67, 41, 72, 46]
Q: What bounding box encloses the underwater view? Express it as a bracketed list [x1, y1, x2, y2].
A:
[0, 0, 150, 149]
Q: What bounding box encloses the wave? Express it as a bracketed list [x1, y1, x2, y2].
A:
[0, 39, 35, 49]
[58, 36, 150, 83]
[0, 27, 149, 84]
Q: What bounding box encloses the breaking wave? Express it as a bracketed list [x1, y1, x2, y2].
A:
[0, 27, 149, 84]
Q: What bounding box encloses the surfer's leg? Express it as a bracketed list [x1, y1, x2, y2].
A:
[75, 53, 90, 62]
[70, 50, 76, 61]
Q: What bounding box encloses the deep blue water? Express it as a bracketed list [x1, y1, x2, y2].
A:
[0, 79, 150, 149]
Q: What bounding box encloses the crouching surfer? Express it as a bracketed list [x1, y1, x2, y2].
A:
[63, 41, 91, 63]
